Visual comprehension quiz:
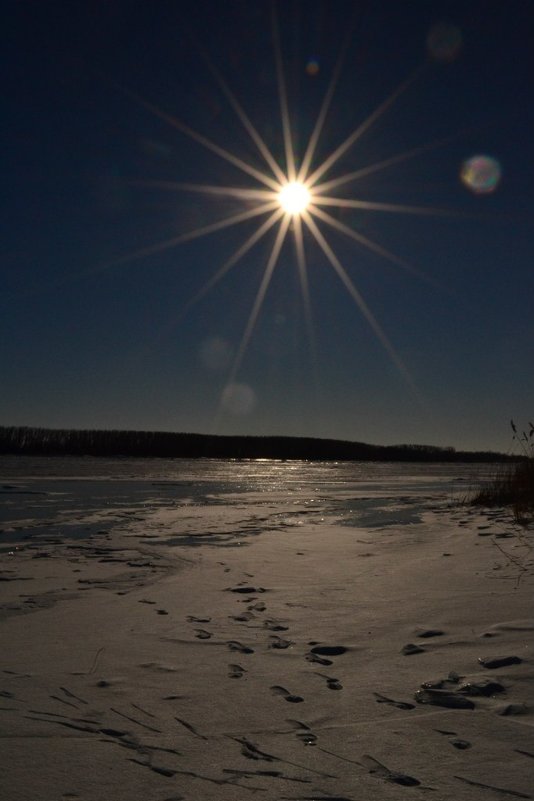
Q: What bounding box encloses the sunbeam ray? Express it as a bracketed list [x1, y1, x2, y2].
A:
[308, 204, 446, 291]
[297, 11, 358, 183]
[292, 215, 320, 393]
[313, 131, 463, 194]
[272, 4, 296, 181]
[116, 84, 281, 191]
[302, 210, 415, 389]
[191, 34, 288, 185]
[97, 201, 280, 273]
[312, 195, 462, 218]
[306, 66, 425, 187]
[227, 214, 291, 385]
[181, 208, 286, 315]
[142, 208, 286, 357]
[132, 179, 278, 202]
[292, 215, 314, 351]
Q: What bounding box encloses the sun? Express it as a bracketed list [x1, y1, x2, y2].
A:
[278, 181, 311, 215]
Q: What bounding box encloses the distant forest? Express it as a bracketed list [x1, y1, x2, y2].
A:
[0, 426, 516, 463]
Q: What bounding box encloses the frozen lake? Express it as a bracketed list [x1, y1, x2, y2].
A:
[0, 456, 493, 551]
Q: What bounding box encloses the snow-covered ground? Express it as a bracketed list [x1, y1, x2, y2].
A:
[1, 457, 532, 800]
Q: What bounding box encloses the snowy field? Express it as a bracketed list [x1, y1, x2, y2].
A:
[1, 457, 532, 801]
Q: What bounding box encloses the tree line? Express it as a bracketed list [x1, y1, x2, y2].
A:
[0, 426, 515, 462]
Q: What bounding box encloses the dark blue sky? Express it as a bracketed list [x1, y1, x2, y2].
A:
[2, 0, 533, 451]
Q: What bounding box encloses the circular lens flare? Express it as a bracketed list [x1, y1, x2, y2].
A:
[278, 181, 311, 215]
[460, 155, 502, 195]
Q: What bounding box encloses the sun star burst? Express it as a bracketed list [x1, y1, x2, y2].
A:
[112, 7, 463, 403]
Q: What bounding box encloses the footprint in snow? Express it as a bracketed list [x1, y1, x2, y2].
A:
[270, 685, 304, 703]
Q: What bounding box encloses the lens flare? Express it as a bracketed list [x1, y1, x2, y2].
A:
[221, 382, 257, 415]
[460, 155, 502, 194]
[426, 22, 462, 62]
[199, 336, 233, 371]
[306, 58, 320, 76]
[278, 181, 311, 215]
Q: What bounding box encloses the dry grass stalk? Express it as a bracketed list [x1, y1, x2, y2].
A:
[471, 421, 534, 525]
